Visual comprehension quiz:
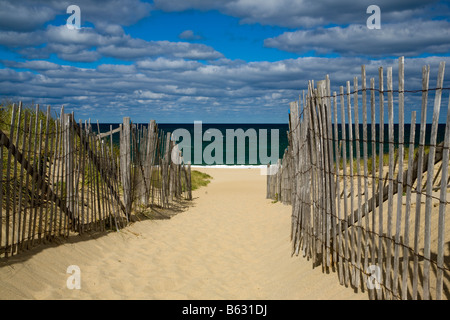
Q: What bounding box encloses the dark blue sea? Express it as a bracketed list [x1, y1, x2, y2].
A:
[91, 123, 446, 165]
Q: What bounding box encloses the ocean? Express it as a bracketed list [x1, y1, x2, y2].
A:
[92, 123, 446, 166]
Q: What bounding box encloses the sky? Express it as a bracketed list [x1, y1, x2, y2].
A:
[0, 0, 450, 123]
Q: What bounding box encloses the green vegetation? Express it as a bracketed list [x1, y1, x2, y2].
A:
[190, 170, 212, 190]
[337, 144, 432, 176]
[271, 193, 279, 203]
[1, 101, 58, 136]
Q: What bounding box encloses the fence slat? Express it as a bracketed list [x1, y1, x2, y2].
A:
[60, 110, 67, 236]
[96, 120, 106, 231]
[345, 80, 358, 286]
[317, 80, 331, 269]
[11, 103, 22, 255]
[31, 119, 43, 247]
[361, 67, 371, 296]
[121, 118, 132, 218]
[53, 120, 61, 237]
[412, 65, 430, 299]
[38, 106, 50, 243]
[339, 85, 351, 286]
[333, 91, 344, 284]
[108, 127, 121, 231]
[385, 67, 395, 300]
[4, 104, 18, 257]
[43, 111, 55, 241]
[353, 76, 364, 289]
[393, 57, 405, 298]
[370, 77, 377, 299]
[310, 83, 322, 266]
[436, 90, 450, 300]
[48, 120, 59, 239]
[423, 61, 445, 300]
[27, 113, 38, 244]
[377, 67, 385, 300]
[79, 121, 86, 232]
[17, 112, 29, 252]
[64, 114, 74, 232]
[325, 77, 336, 271]
[303, 94, 313, 259]
[89, 123, 96, 230]
[92, 129, 100, 230]
[289, 101, 299, 248]
[401, 111, 416, 299]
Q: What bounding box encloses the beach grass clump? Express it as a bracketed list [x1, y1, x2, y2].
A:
[190, 170, 212, 190]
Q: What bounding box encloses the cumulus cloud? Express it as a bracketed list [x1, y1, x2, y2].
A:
[0, 60, 61, 71]
[97, 39, 223, 61]
[2, 56, 449, 122]
[0, 29, 46, 47]
[0, 0, 449, 123]
[0, 0, 151, 32]
[0, 1, 57, 31]
[0, 24, 223, 62]
[136, 58, 201, 71]
[97, 64, 137, 74]
[264, 20, 450, 57]
[152, 0, 441, 28]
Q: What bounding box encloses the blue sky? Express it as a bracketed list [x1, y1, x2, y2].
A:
[0, 0, 450, 123]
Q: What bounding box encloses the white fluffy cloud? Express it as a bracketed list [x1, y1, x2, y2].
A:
[264, 20, 450, 57]
[2, 56, 449, 122]
[1, 0, 449, 123]
[0, 1, 224, 63]
[0, 1, 57, 31]
[0, 24, 223, 62]
[152, 0, 442, 27]
[151, 0, 450, 59]
[0, 0, 151, 31]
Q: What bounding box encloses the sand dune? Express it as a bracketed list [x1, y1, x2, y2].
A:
[0, 168, 366, 300]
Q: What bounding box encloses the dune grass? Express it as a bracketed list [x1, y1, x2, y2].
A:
[337, 144, 431, 176]
[190, 170, 212, 190]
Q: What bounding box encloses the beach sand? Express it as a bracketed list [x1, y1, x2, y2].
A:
[0, 168, 367, 300]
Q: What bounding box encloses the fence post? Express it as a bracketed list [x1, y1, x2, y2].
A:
[162, 132, 171, 208]
[187, 161, 192, 200]
[63, 113, 75, 230]
[120, 117, 132, 218]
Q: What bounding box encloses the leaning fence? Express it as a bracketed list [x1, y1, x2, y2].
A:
[0, 104, 192, 259]
[267, 57, 450, 300]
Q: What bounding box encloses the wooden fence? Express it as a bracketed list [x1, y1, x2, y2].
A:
[268, 57, 450, 300]
[0, 104, 192, 259]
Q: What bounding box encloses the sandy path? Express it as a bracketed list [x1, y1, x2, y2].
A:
[0, 168, 367, 300]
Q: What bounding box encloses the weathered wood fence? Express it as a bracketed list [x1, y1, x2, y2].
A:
[0, 105, 192, 259]
[268, 57, 450, 300]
